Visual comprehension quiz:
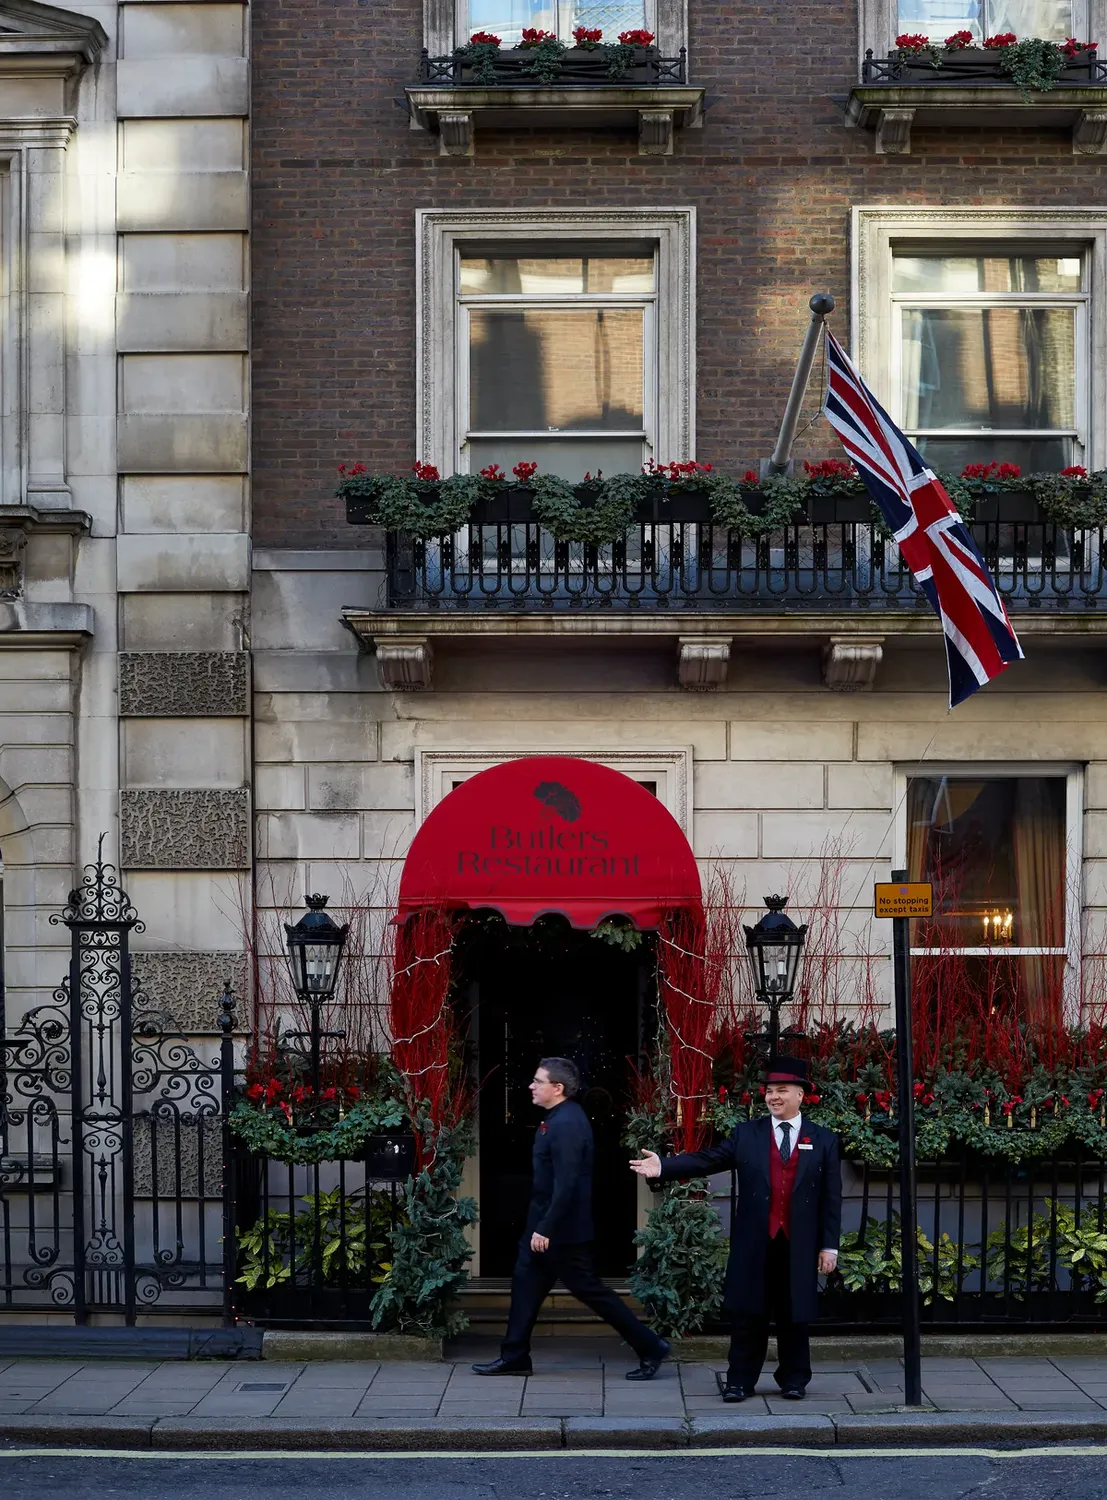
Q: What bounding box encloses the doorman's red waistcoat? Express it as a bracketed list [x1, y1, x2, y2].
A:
[769, 1135, 799, 1239]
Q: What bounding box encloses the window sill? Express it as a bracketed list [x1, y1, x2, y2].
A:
[405, 80, 705, 156]
[846, 80, 1107, 154]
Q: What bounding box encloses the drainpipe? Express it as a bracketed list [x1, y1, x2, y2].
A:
[764, 293, 836, 476]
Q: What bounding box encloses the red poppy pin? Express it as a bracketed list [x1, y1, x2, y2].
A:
[539, 1121, 547, 1134]
[801, 1135, 812, 1145]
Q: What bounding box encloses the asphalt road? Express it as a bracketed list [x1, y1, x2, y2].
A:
[5, 1449, 1107, 1500]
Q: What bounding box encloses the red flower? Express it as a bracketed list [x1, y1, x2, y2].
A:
[945, 29, 974, 49]
[340, 461, 366, 477]
[1088, 1088, 1104, 1105]
[895, 32, 931, 50]
[1061, 37, 1095, 57]
[413, 460, 440, 481]
[480, 463, 506, 481]
[572, 25, 602, 44]
[983, 32, 1017, 47]
[804, 458, 857, 479]
[743, 470, 759, 483]
[997, 462, 1021, 479]
[806, 1093, 821, 1106]
[337, 463, 346, 474]
[264, 1079, 283, 1105]
[468, 30, 501, 45]
[279, 1101, 293, 1123]
[321, 1087, 338, 1102]
[801, 1135, 812, 1144]
[740, 1091, 752, 1105]
[519, 26, 557, 44]
[246, 1082, 264, 1102]
[1059, 1095, 1071, 1108]
[961, 460, 1019, 480]
[1061, 465, 1088, 478]
[855, 1092, 869, 1107]
[618, 28, 655, 45]
[1005, 1095, 1023, 1110]
[718, 1085, 728, 1100]
[346, 1085, 360, 1101]
[512, 460, 538, 481]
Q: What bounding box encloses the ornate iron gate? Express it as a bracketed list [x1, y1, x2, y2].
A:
[0, 841, 228, 1322]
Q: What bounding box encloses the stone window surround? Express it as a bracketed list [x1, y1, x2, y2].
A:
[859, 0, 1106, 68]
[415, 207, 696, 477]
[852, 206, 1107, 471]
[891, 760, 1084, 1010]
[424, 0, 688, 59]
[415, 747, 693, 833]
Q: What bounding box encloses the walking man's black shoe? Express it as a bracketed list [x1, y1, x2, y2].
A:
[471, 1358, 532, 1376]
[779, 1385, 806, 1400]
[625, 1338, 671, 1381]
[721, 1381, 749, 1403]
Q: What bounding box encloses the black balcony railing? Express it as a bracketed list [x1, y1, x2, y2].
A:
[384, 519, 1105, 613]
[862, 45, 1107, 85]
[418, 45, 687, 87]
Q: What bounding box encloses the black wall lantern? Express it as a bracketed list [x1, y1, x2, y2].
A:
[284, 894, 349, 1091]
[743, 894, 807, 1057]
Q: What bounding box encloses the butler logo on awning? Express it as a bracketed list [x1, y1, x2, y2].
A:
[397, 756, 701, 930]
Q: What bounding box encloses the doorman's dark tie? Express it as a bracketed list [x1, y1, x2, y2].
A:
[778, 1121, 792, 1162]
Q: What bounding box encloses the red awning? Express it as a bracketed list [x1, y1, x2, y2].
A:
[396, 755, 701, 929]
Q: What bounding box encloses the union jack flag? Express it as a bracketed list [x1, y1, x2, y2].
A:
[822, 330, 1023, 708]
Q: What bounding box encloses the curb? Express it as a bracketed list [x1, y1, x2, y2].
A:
[5, 1409, 1107, 1450]
[675, 1332, 1107, 1362]
[261, 1331, 444, 1362]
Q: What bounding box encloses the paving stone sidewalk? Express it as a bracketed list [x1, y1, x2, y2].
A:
[1, 1338, 1105, 1422]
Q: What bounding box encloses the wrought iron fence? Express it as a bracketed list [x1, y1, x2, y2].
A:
[720, 1150, 1107, 1331]
[861, 47, 1107, 84]
[387, 520, 1105, 613]
[418, 46, 687, 87]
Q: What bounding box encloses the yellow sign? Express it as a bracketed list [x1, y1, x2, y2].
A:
[874, 882, 933, 918]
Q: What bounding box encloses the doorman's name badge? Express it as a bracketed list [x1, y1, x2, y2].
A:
[873, 882, 933, 918]
[798, 1143, 814, 1150]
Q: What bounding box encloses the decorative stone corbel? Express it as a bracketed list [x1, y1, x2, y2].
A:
[678, 636, 731, 691]
[1073, 110, 1107, 154]
[874, 107, 914, 154]
[438, 111, 474, 156]
[376, 637, 434, 690]
[822, 636, 884, 692]
[638, 109, 675, 155]
[0, 528, 27, 600]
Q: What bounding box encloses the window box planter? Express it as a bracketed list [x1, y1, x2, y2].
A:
[806, 494, 873, 524]
[847, 46, 1107, 154]
[405, 46, 704, 157]
[972, 491, 1046, 525]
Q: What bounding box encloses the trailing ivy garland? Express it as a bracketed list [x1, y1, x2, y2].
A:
[339, 466, 1107, 544]
[229, 1095, 406, 1164]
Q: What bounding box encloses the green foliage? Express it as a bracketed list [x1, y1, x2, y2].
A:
[370, 1124, 478, 1340]
[590, 917, 645, 952]
[836, 1214, 979, 1304]
[236, 1186, 397, 1291]
[986, 1202, 1107, 1300]
[994, 37, 1067, 98]
[531, 471, 647, 542]
[604, 40, 637, 77]
[518, 34, 569, 82]
[630, 1180, 727, 1337]
[458, 39, 502, 84]
[229, 1095, 406, 1165]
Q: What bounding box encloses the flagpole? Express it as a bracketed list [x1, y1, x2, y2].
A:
[765, 293, 835, 475]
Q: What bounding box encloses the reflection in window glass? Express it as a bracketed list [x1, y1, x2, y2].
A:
[892, 255, 1082, 295]
[465, 0, 647, 45]
[896, 0, 1071, 43]
[460, 254, 655, 295]
[469, 308, 644, 432]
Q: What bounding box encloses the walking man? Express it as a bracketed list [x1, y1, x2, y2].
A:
[473, 1057, 670, 1380]
[629, 1056, 840, 1401]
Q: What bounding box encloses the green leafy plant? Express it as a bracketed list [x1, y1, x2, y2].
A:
[836, 1214, 979, 1304]
[458, 35, 503, 85]
[229, 1094, 406, 1165]
[530, 472, 645, 542]
[590, 917, 645, 952]
[518, 28, 568, 83]
[370, 1121, 478, 1340]
[630, 1179, 727, 1337]
[986, 1202, 1107, 1300]
[236, 1186, 398, 1291]
[992, 36, 1068, 97]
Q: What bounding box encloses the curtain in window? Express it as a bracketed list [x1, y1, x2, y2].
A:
[1013, 778, 1065, 1023]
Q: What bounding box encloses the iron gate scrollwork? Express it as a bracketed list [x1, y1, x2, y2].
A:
[0, 837, 227, 1322]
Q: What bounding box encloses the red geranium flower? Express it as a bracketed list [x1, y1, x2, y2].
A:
[512, 460, 538, 481]
[480, 463, 506, 481]
[1061, 37, 1095, 57]
[572, 25, 602, 44]
[997, 462, 1021, 479]
[1061, 465, 1088, 478]
[983, 32, 1017, 47]
[468, 30, 501, 45]
[413, 460, 440, 481]
[961, 460, 1019, 480]
[743, 470, 759, 483]
[895, 32, 931, 50]
[945, 29, 974, 48]
[520, 26, 557, 44]
[804, 458, 857, 479]
[618, 28, 655, 45]
[246, 1082, 264, 1102]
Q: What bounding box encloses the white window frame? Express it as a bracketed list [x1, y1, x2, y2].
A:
[454, 0, 655, 46]
[859, 0, 1103, 67]
[416, 208, 695, 479]
[415, 747, 693, 833]
[892, 761, 1083, 1009]
[425, 0, 686, 56]
[457, 248, 657, 477]
[853, 206, 1107, 472]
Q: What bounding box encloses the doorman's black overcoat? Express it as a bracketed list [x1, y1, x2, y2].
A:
[657, 1116, 842, 1323]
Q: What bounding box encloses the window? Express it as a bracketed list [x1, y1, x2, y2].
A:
[458, 245, 656, 479]
[902, 770, 1078, 1019]
[462, 0, 651, 45]
[416, 209, 695, 480]
[896, 0, 1072, 41]
[892, 249, 1086, 471]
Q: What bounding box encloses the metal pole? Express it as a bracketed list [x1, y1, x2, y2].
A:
[310, 998, 322, 1098]
[219, 985, 237, 1328]
[891, 867, 923, 1406]
[766, 293, 835, 475]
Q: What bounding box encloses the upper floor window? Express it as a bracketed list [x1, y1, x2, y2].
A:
[896, 1, 1072, 41]
[891, 248, 1087, 471]
[458, 244, 657, 478]
[462, 0, 651, 45]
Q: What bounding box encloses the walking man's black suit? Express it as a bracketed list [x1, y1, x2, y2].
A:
[658, 1114, 842, 1391]
[499, 1098, 666, 1366]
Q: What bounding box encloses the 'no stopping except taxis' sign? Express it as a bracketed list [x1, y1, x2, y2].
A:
[874, 881, 933, 919]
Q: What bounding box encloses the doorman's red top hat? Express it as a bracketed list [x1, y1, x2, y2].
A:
[765, 1056, 808, 1086]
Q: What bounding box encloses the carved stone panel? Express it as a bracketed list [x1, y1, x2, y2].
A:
[119, 651, 250, 717]
[132, 951, 249, 1034]
[121, 789, 250, 869]
[133, 1114, 222, 1199]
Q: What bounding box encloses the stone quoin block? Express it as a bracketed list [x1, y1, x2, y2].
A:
[119, 651, 250, 716]
[121, 788, 250, 868]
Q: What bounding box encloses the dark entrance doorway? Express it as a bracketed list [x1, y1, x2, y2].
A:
[455, 917, 649, 1278]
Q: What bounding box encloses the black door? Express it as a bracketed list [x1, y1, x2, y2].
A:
[460, 919, 645, 1277]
